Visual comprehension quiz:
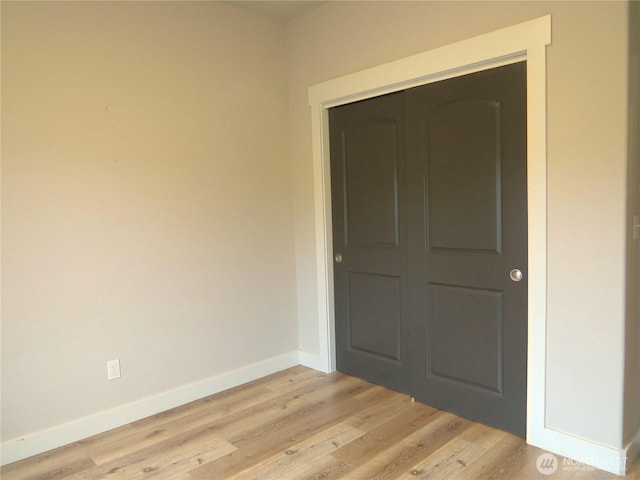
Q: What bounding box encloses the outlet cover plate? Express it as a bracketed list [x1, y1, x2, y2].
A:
[107, 359, 121, 380]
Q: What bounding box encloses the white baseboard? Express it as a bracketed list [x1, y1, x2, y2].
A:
[298, 350, 326, 372]
[528, 425, 631, 476]
[0, 351, 300, 466]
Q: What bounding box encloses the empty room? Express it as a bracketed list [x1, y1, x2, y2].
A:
[1, 1, 639, 478]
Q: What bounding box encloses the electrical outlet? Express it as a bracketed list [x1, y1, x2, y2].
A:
[634, 215, 640, 241]
[107, 359, 121, 380]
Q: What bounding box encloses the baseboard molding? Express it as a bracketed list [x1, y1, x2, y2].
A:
[528, 425, 630, 476]
[0, 351, 300, 466]
[298, 350, 327, 372]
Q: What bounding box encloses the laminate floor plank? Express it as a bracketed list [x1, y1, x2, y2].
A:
[106, 388, 279, 464]
[203, 375, 370, 450]
[345, 393, 415, 433]
[263, 368, 332, 395]
[130, 383, 279, 433]
[127, 366, 310, 435]
[67, 430, 236, 480]
[82, 384, 277, 467]
[0, 441, 96, 480]
[331, 403, 440, 466]
[230, 423, 363, 480]
[458, 421, 511, 448]
[395, 436, 489, 479]
[3, 367, 639, 480]
[338, 412, 472, 480]
[455, 433, 527, 480]
[291, 456, 352, 480]
[189, 392, 370, 478]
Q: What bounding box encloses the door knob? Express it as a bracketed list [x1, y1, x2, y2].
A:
[510, 269, 523, 282]
[335, 253, 343, 264]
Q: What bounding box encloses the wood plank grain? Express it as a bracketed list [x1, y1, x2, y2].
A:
[395, 424, 506, 480]
[339, 412, 472, 479]
[0, 441, 95, 480]
[67, 432, 235, 480]
[455, 432, 527, 480]
[189, 390, 369, 478]
[331, 402, 440, 465]
[85, 385, 282, 465]
[230, 423, 363, 480]
[346, 393, 423, 433]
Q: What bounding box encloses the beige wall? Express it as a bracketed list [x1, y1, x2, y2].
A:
[625, 0, 640, 447]
[287, 1, 632, 449]
[1, 1, 298, 441]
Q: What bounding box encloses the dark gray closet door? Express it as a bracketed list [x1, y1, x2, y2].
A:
[330, 62, 528, 436]
[406, 62, 528, 436]
[330, 92, 410, 394]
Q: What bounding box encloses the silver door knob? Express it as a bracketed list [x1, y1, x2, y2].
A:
[510, 269, 523, 282]
[335, 253, 343, 264]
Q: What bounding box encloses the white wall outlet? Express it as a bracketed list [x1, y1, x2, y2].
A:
[633, 215, 640, 241]
[107, 359, 121, 380]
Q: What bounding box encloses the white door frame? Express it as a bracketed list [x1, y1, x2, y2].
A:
[308, 15, 550, 448]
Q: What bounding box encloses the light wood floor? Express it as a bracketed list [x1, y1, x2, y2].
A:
[2, 366, 639, 480]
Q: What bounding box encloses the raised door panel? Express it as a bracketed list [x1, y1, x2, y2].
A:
[343, 121, 400, 248]
[427, 283, 503, 394]
[426, 99, 502, 254]
[348, 272, 401, 361]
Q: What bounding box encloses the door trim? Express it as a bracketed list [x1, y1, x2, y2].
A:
[308, 15, 550, 447]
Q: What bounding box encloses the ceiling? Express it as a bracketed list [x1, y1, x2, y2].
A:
[228, 1, 328, 21]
